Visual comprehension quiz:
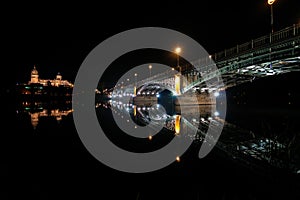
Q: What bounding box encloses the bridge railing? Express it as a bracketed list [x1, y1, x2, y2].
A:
[118, 23, 300, 93]
[182, 23, 300, 93]
[213, 23, 300, 61]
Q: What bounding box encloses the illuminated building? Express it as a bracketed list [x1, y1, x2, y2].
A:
[29, 65, 73, 87]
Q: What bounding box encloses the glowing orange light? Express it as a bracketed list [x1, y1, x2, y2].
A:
[174, 115, 181, 135]
[175, 75, 181, 95]
[176, 156, 180, 162]
[133, 105, 136, 117]
[268, 0, 275, 5]
[133, 86, 137, 96]
[175, 47, 181, 54]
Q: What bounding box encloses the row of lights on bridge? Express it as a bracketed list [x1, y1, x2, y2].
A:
[115, 46, 183, 89]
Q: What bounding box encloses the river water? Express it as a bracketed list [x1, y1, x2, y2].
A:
[14, 98, 300, 199]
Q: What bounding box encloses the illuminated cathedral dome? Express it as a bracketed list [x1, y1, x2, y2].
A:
[31, 66, 38, 75]
[30, 65, 39, 83]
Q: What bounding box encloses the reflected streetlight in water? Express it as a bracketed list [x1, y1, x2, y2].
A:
[174, 115, 181, 135]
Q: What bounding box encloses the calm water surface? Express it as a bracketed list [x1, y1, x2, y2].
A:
[14, 100, 300, 199]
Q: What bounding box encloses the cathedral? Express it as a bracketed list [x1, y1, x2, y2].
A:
[29, 66, 73, 87]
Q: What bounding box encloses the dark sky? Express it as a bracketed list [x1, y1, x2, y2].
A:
[11, 0, 300, 84]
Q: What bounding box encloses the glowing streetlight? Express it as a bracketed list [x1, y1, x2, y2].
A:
[175, 47, 181, 54]
[175, 47, 181, 72]
[148, 64, 152, 77]
[134, 73, 137, 86]
[268, 0, 276, 33]
[268, 0, 275, 5]
[176, 156, 180, 162]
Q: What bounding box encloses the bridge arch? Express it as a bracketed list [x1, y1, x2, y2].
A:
[136, 83, 176, 96]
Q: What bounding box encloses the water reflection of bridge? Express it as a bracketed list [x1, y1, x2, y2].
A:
[100, 100, 300, 174]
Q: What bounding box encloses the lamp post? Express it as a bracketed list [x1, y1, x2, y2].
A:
[268, 0, 276, 33]
[134, 73, 138, 96]
[134, 73, 137, 86]
[148, 64, 152, 77]
[268, 0, 276, 70]
[175, 47, 181, 72]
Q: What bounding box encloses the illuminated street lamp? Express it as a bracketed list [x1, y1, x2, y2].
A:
[148, 64, 152, 77]
[268, 0, 276, 33]
[134, 73, 137, 85]
[175, 47, 181, 72]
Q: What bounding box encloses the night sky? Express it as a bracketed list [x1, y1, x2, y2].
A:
[12, 0, 300, 84]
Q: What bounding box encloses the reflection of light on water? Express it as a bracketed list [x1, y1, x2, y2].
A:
[29, 109, 73, 129]
[133, 105, 136, 116]
[174, 115, 181, 135]
[31, 112, 39, 129]
[98, 100, 300, 173]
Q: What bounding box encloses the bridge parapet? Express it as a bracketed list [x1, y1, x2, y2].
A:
[213, 23, 300, 61]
